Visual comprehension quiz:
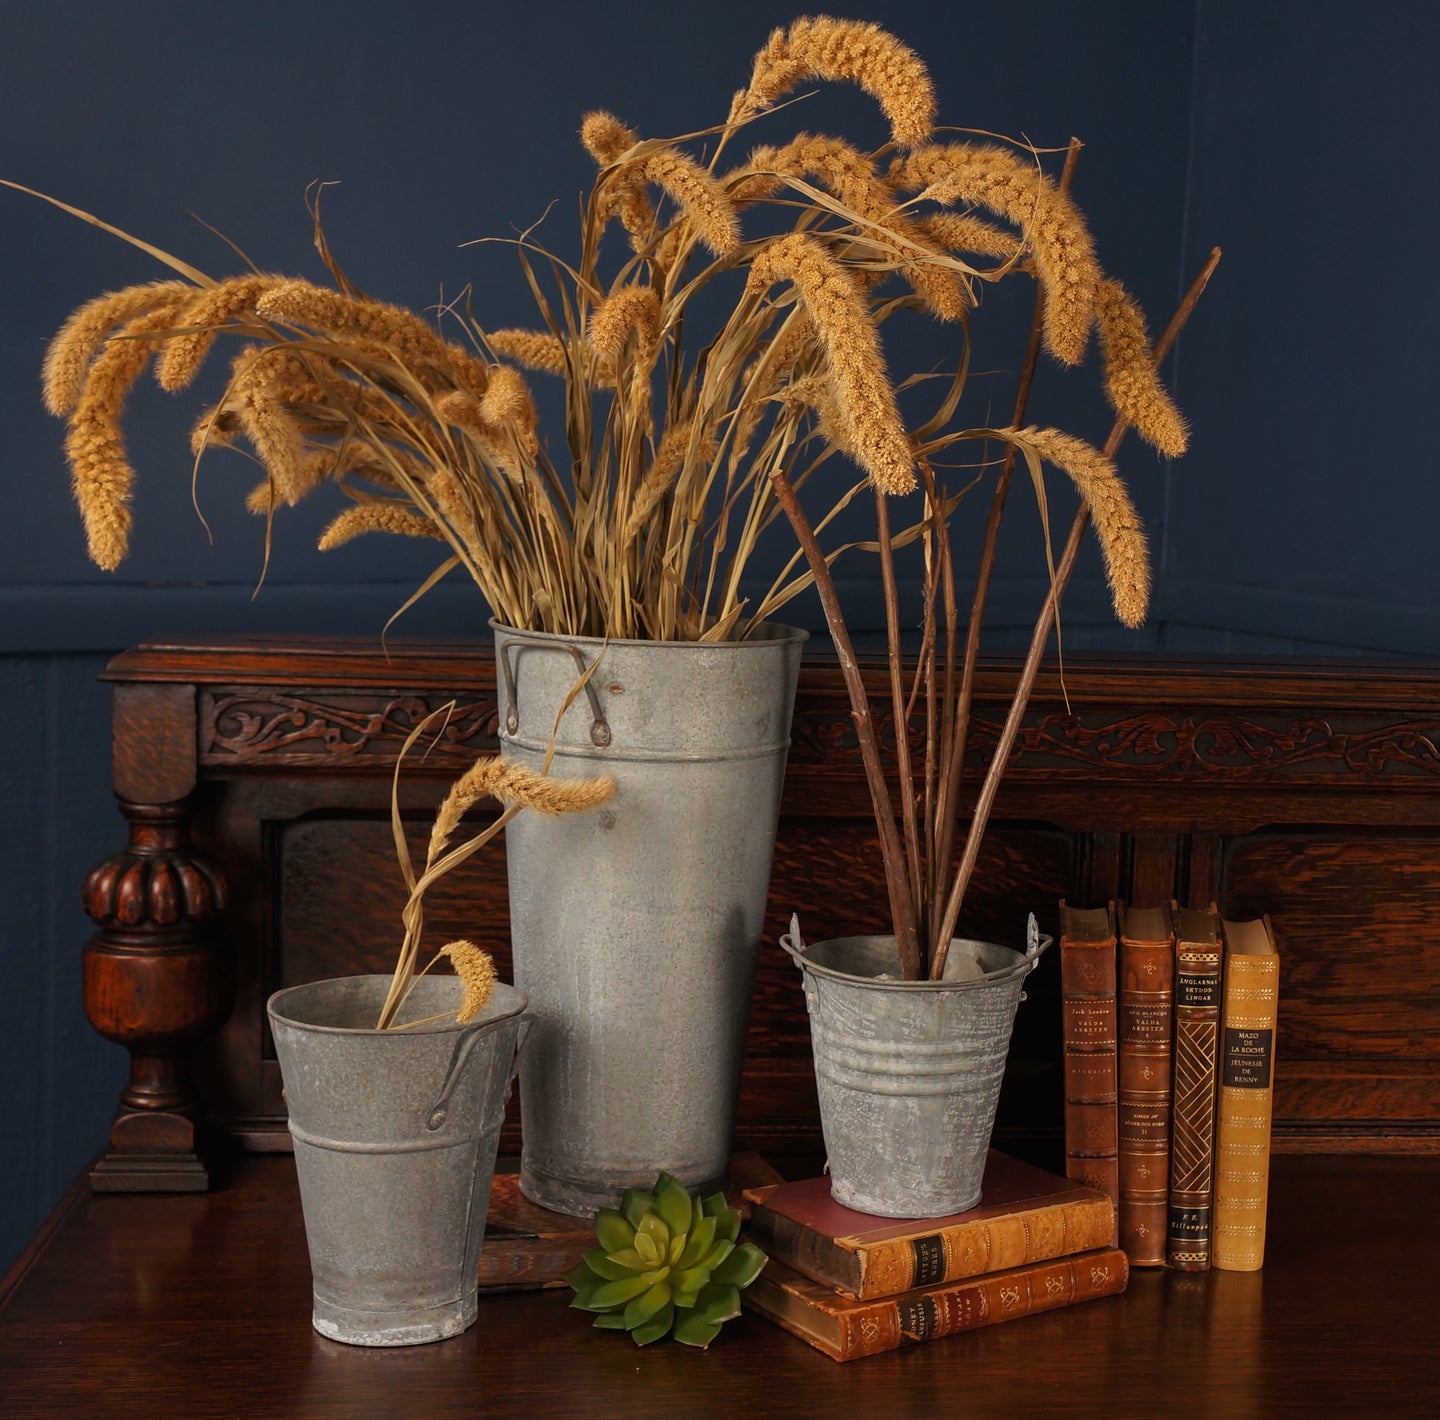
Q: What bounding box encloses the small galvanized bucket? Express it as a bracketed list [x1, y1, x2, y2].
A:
[781, 916, 1050, 1218]
[268, 974, 529, 1346]
[495, 620, 806, 1216]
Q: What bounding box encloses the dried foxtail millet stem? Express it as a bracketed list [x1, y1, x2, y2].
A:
[484, 328, 570, 376]
[732, 16, 935, 148]
[155, 274, 284, 391]
[915, 212, 1024, 263]
[1095, 278, 1188, 457]
[43, 280, 192, 416]
[580, 110, 640, 165]
[63, 300, 191, 569]
[627, 149, 740, 257]
[928, 248, 1222, 977]
[746, 232, 916, 494]
[427, 754, 616, 865]
[624, 420, 716, 541]
[588, 284, 662, 365]
[317, 502, 448, 551]
[255, 280, 492, 394]
[1003, 423, 1150, 628]
[438, 941, 498, 1023]
[748, 134, 966, 320]
[26, 19, 1205, 985]
[900, 142, 1100, 365]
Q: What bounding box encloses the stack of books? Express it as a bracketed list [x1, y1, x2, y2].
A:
[741, 1151, 1129, 1361]
[1059, 901, 1280, 1273]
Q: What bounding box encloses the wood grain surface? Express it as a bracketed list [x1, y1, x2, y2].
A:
[81, 639, 1440, 1178]
[1, 1153, 1436, 1419]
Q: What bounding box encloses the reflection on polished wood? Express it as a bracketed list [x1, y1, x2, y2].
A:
[2, 1153, 1437, 1419]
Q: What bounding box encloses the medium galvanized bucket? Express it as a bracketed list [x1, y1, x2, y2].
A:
[267, 974, 529, 1346]
[781, 917, 1050, 1218]
[494, 620, 807, 1216]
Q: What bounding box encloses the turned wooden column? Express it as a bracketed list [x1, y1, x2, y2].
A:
[82, 681, 231, 1191]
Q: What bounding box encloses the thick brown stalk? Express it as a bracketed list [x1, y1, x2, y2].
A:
[928, 246, 1223, 978]
[873, 484, 925, 964]
[932, 139, 1083, 927]
[770, 466, 922, 978]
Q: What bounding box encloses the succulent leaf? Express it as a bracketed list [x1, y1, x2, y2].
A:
[588, 1275, 652, 1310]
[624, 1279, 673, 1329]
[656, 1174, 694, 1236]
[630, 1302, 676, 1346]
[595, 1208, 635, 1253]
[673, 1312, 723, 1348]
[672, 1262, 711, 1295]
[633, 1229, 664, 1267]
[566, 1171, 766, 1347]
[582, 1248, 635, 1281]
[702, 1238, 736, 1271]
[621, 1188, 658, 1229]
[676, 1213, 717, 1270]
[711, 1240, 768, 1289]
[637, 1212, 670, 1253]
[693, 1282, 742, 1325]
[564, 1260, 602, 1292]
[605, 1246, 651, 1272]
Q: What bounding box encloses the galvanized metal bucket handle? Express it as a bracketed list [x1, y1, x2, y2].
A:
[424, 1012, 533, 1135]
[497, 637, 611, 747]
[779, 913, 1051, 988]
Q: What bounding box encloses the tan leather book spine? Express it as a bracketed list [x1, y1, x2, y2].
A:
[1167, 903, 1223, 1270]
[1117, 904, 1175, 1267]
[750, 1194, 1118, 1300]
[1059, 902, 1119, 1239]
[744, 1249, 1130, 1362]
[1212, 916, 1280, 1272]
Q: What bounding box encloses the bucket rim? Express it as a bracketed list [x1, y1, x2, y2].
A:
[490, 618, 809, 651]
[779, 930, 1050, 991]
[266, 974, 529, 1037]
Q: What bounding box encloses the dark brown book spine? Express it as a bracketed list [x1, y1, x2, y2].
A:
[1167, 905, 1223, 1270]
[1060, 903, 1119, 1236]
[1118, 909, 1174, 1266]
[745, 1249, 1130, 1362]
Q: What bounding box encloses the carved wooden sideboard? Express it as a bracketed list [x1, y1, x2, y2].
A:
[80, 637, 1440, 1189]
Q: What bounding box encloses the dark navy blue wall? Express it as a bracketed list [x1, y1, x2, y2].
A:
[1, 0, 1434, 1269]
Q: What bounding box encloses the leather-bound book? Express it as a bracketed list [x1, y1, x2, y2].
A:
[744, 1151, 1116, 1300]
[1116, 904, 1175, 1267]
[1059, 901, 1120, 1235]
[1167, 902, 1223, 1270]
[1212, 915, 1280, 1271]
[744, 1248, 1130, 1362]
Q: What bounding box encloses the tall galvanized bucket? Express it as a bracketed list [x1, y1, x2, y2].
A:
[781, 917, 1050, 1218]
[267, 974, 529, 1346]
[494, 621, 807, 1216]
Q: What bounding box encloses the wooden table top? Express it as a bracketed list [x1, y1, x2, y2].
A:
[2, 1152, 1437, 1419]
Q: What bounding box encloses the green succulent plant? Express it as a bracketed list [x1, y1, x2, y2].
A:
[565, 1172, 768, 1347]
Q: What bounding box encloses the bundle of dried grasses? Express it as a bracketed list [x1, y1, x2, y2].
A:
[8, 15, 1218, 977]
[15, 15, 1183, 646]
[377, 701, 615, 1030]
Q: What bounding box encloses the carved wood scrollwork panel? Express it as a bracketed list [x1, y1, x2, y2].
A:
[199, 689, 501, 767]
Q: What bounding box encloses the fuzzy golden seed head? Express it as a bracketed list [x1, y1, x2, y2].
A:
[734, 16, 935, 149]
[438, 940, 498, 1023]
